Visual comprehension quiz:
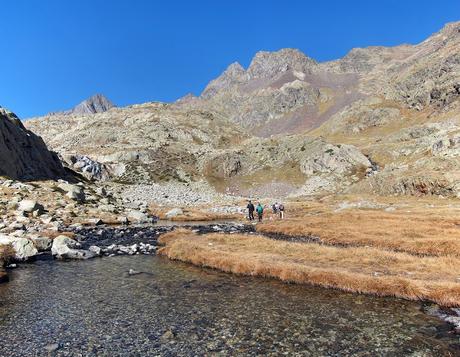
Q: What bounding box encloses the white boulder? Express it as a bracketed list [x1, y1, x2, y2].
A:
[51, 235, 96, 260]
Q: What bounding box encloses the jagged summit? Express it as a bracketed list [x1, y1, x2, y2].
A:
[47, 94, 116, 116]
[201, 62, 248, 99]
[68, 94, 115, 115]
[247, 48, 317, 79]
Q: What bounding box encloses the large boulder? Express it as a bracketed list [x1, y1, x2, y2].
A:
[0, 235, 38, 261]
[127, 210, 152, 223]
[18, 200, 45, 215]
[51, 235, 96, 260]
[11, 238, 38, 261]
[58, 183, 86, 202]
[0, 234, 38, 260]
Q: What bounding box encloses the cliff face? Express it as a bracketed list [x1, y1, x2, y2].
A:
[0, 107, 65, 180]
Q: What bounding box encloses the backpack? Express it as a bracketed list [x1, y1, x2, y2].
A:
[256, 205, 263, 214]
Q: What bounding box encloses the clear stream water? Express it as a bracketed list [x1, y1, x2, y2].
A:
[0, 255, 459, 356]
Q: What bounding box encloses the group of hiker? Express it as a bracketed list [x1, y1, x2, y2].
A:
[246, 200, 285, 222]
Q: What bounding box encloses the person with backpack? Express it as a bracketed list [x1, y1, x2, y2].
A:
[279, 203, 285, 219]
[247, 200, 255, 221]
[256, 202, 264, 222]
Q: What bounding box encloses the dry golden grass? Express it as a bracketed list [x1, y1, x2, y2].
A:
[150, 205, 240, 222]
[0, 244, 15, 265]
[158, 229, 460, 306]
[257, 209, 460, 257]
[40, 231, 75, 240]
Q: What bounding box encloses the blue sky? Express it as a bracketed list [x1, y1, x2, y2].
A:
[2, 0, 460, 118]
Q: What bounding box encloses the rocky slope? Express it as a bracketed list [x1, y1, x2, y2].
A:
[27, 100, 372, 198]
[0, 107, 65, 180]
[26, 21, 460, 199]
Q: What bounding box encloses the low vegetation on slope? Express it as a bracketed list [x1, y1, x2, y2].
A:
[158, 229, 460, 306]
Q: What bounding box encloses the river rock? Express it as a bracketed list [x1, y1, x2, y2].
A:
[11, 238, 38, 261]
[44, 343, 60, 353]
[51, 235, 96, 260]
[31, 237, 52, 252]
[128, 269, 141, 275]
[165, 208, 183, 219]
[89, 245, 102, 256]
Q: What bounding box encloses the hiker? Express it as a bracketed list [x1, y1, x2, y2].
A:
[279, 203, 285, 219]
[256, 202, 264, 222]
[272, 202, 278, 214]
[247, 200, 255, 221]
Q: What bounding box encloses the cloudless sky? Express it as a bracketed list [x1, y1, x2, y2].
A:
[2, 0, 460, 118]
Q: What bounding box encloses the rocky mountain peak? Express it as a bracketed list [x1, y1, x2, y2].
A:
[226, 62, 246, 76]
[201, 62, 248, 99]
[46, 94, 116, 116]
[247, 48, 317, 79]
[70, 94, 115, 115]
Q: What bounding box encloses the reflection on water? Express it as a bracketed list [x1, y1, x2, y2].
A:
[0, 255, 459, 356]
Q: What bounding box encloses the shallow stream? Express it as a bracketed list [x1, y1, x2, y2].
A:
[0, 255, 459, 356]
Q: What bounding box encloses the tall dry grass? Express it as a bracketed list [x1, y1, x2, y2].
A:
[0, 244, 15, 266]
[158, 229, 460, 306]
[257, 210, 460, 257]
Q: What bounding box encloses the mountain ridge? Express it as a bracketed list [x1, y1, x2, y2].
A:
[25, 20, 460, 199]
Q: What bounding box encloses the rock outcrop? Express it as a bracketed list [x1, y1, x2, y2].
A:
[0, 107, 66, 181]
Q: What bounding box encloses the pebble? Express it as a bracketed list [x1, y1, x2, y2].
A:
[44, 343, 60, 352]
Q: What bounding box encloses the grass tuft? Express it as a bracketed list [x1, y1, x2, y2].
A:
[0, 244, 16, 265]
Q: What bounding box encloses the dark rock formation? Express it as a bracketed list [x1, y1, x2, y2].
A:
[0, 107, 65, 180]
